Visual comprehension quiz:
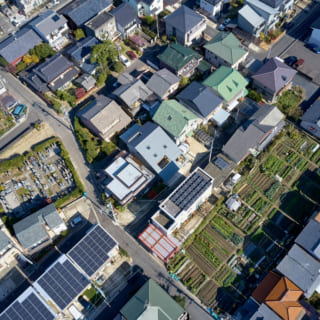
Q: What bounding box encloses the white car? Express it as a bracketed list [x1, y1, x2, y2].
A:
[120, 54, 131, 67]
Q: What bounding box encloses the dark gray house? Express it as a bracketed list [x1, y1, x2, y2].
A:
[252, 57, 297, 103]
[85, 11, 120, 41]
[62, 0, 113, 28]
[66, 36, 100, 74]
[177, 81, 226, 125]
[24, 54, 79, 93]
[164, 5, 206, 46]
[13, 203, 67, 255]
[222, 104, 284, 164]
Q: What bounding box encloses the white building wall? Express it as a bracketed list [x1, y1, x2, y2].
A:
[52, 222, 67, 235]
[200, 0, 223, 17]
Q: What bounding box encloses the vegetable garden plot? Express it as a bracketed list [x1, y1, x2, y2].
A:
[186, 244, 217, 277]
[214, 265, 236, 287]
[179, 262, 207, 293]
[198, 280, 219, 306]
[280, 191, 316, 223]
[250, 171, 275, 192]
[294, 176, 320, 203]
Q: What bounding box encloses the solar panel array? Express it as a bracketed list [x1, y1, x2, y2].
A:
[169, 171, 212, 213]
[214, 157, 230, 171]
[36, 258, 89, 310]
[68, 225, 117, 277]
[0, 292, 55, 320]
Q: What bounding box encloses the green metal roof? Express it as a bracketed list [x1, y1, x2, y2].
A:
[157, 43, 201, 72]
[204, 32, 247, 66]
[120, 279, 184, 320]
[202, 66, 248, 102]
[197, 59, 211, 73]
[152, 99, 198, 138]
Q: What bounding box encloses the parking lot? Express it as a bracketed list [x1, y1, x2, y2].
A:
[282, 40, 320, 85]
[0, 142, 75, 217]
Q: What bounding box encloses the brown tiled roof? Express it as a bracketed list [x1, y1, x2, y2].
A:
[252, 271, 282, 304]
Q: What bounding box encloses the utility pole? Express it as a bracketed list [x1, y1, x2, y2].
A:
[156, 14, 160, 40]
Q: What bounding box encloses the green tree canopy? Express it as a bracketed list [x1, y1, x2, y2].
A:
[91, 40, 118, 72]
[74, 28, 86, 40]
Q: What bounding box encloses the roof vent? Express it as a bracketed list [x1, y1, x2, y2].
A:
[281, 75, 287, 81]
[168, 115, 172, 120]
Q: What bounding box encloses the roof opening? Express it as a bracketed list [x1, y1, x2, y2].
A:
[281, 75, 287, 81]
[168, 115, 172, 120]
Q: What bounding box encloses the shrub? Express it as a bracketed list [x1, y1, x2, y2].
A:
[75, 87, 86, 99]
[31, 54, 39, 63]
[144, 15, 155, 26]
[248, 89, 263, 102]
[74, 28, 86, 40]
[96, 70, 108, 86]
[161, 35, 167, 43]
[30, 43, 56, 60]
[16, 61, 27, 72]
[0, 56, 8, 67]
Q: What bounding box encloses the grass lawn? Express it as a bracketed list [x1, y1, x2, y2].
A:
[83, 286, 104, 306]
[0, 110, 15, 137]
[276, 89, 303, 121]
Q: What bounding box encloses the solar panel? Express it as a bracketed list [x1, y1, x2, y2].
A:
[68, 225, 118, 277]
[0, 288, 56, 320]
[34, 256, 89, 310]
[214, 157, 230, 171]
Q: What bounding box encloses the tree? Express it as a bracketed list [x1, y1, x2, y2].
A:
[31, 54, 39, 64]
[91, 40, 118, 72]
[248, 89, 263, 102]
[16, 61, 27, 72]
[144, 15, 155, 26]
[111, 61, 124, 73]
[95, 69, 108, 86]
[32, 43, 56, 60]
[179, 76, 189, 89]
[23, 55, 33, 64]
[75, 87, 86, 99]
[74, 28, 85, 40]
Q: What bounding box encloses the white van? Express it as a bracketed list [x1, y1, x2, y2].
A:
[120, 54, 131, 68]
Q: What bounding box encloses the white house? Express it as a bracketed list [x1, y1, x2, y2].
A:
[200, 0, 223, 17]
[152, 167, 214, 235]
[29, 11, 69, 50]
[125, 0, 163, 16]
[15, 0, 47, 15]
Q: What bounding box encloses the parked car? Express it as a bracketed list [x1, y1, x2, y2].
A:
[294, 58, 304, 68]
[70, 215, 82, 227]
[127, 51, 137, 60]
[120, 54, 131, 67]
[223, 18, 231, 26]
[306, 43, 320, 53]
[218, 24, 226, 31]
[284, 56, 297, 66]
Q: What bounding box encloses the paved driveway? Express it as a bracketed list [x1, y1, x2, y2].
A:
[282, 41, 320, 85]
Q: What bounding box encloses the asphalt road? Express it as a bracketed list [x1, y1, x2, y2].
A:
[0, 71, 213, 319]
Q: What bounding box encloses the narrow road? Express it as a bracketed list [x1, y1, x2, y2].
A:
[0, 71, 213, 319]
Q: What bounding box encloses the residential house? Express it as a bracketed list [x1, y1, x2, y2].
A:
[103, 153, 154, 205]
[120, 122, 186, 182]
[78, 95, 131, 141]
[277, 244, 320, 298]
[120, 279, 187, 320]
[295, 217, 320, 259]
[84, 11, 120, 41]
[252, 57, 297, 103]
[125, 0, 163, 16]
[177, 81, 227, 126]
[15, 0, 47, 15]
[200, 0, 223, 17]
[146, 68, 180, 100]
[202, 66, 248, 111]
[250, 271, 306, 320]
[29, 11, 69, 50]
[238, 5, 266, 37]
[204, 32, 248, 70]
[111, 3, 140, 39]
[157, 43, 202, 77]
[238, 0, 293, 36]
[62, 0, 113, 28]
[300, 99, 320, 139]
[152, 99, 199, 145]
[66, 36, 100, 74]
[113, 79, 154, 116]
[13, 203, 67, 255]
[164, 6, 206, 46]
[75, 73, 96, 92]
[24, 54, 80, 93]
[308, 17, 320, 47]
[152, 167, 213, 235]
[0, 28, 42, 65]
[222, 104, 285, 164]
